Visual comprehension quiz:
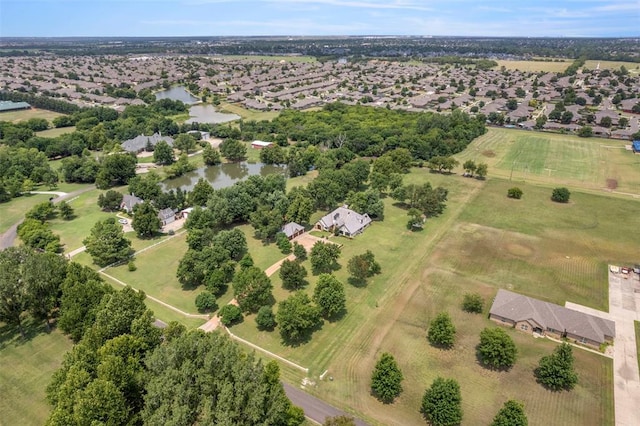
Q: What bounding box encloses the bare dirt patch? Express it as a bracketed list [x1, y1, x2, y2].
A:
[606, 178, 618, 189]
[482, 150, 496, 158]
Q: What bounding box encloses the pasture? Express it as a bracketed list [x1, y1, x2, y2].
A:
[0, 193, 51, 234]
[301, 177, 625, 425]
[218, 102, 281, 122]
[0, 108, 64, 124]
[495, 59, 572, 73]
[0, 320, 73, 426]
[455, 127, 640, 195]
[584, 60, 640, 74]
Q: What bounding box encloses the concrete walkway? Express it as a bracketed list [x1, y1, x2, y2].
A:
[566, 269, 640, 426]
[29, 190, 68, 197]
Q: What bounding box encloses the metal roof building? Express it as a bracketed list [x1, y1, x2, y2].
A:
[0, 101, 31, 112]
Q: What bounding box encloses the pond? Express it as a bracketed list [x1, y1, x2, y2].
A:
[161, 162, 286, 192]
[186, 104, 240, 124]
[155, 86, 200, 104]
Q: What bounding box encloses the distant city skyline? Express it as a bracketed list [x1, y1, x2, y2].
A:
[1, 0, 638, 38]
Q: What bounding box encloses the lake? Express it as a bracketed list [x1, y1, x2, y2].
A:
[161, 162, 286, 192]
[186, 104, 240, 124]
[155, 86, 200, 104]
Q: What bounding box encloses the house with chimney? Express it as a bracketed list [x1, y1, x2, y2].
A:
[315, 206, 371, 238]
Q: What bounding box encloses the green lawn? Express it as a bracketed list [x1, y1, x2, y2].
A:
[231, 170, 485, 376]
[218, 102, 281, 122]
[0, 194, 51, 234]
[48, 189, 114, 253]
[36, 126, 76, 138]
[455, 127, 640, 194]
[0, 320, 73, 426]
[0, 108, 64, 124]
[292, 176, 618, 426]
[105, 233, 204, 315]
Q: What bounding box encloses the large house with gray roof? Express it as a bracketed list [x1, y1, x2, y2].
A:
[315, 206, 371, 238]
[121, 133, 174, 153]
[489, 289, 615, 348]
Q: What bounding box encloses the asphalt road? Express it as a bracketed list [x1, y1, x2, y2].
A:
[0, 185, 96, 251]
[282, 382, 370, 426]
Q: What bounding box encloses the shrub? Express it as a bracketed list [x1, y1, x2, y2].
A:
[256, 305, 276, 330]
[219, 304, 242, 326]
[478, 327, 518, 369]
[195, 291, 218, 313]
[551, 187, 571, 203]
[462, 293, 484, 314]
[127, 261, 137, 272]
[507, 187, 523, 199]
[427, 312, 456, 348]
[370, 353, 404, 403]
[276, 232, 292, 254]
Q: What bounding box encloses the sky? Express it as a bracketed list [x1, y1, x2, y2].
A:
[0, 0, 638, 38]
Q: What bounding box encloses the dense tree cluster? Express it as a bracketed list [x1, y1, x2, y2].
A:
[392, 181, 449, 218]
[0, 146, 57, 202]
[266, 104, 486, 159]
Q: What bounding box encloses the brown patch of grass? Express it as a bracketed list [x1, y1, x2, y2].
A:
[482, 149, 496, 157]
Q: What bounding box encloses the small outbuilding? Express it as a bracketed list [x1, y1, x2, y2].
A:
[158, 208, 176, 226]
[251, 140, 274, 149]
[282, 222, 305, 240]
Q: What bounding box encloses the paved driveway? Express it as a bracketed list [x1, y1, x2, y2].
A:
[565, 269, 640, 426]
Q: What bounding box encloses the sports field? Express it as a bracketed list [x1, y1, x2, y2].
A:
[0, 320, 73, 426]
[456, 127, 640, 194]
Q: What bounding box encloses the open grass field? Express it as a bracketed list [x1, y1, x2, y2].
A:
[293, 176, 622, 425]
[584, 60, 640, 75]
[455, 127, 640, 195]
[36, 126, 76, 138]
[48, 189, 114, 253]
[0, 320, 73, 426]
[0, 194, 51, 234]
[495, 59, 572, 73]
[218, 101, 281, 121]
[230, 170, 485, 374]
[219, 55, 317, 63]
[0, 108, 65, 124]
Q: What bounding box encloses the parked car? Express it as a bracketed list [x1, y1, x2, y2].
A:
[118, 218, 128, 225]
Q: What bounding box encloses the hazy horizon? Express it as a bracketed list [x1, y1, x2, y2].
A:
[1, 0, 638, 38]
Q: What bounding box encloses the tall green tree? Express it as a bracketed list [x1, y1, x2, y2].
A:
[232, 266, 273, 313]
[97, 190, 123, 212]
[0, 247, 31, 337]
[202, 143, 221, 165]
[153, 140, 175, 165]
[24, 252, 67, 330]
[189, 178, 215, 206]
[421, 377, 463, 426]
[310, 241, 341, 274]
[277, 292, 321, 343]
[220, 138, 247, 162]
[132, 201, 160, 238]
[534, 342, 578, 391]
[477, 327, 518, 369]
[173, 133, 197, 154]
[95, 153, 137, 189]
[370, 352, 404, 403]
[58, 263, 113, 342]
[491, 400, 528, 426]
[279, 259, 308, 290]
[83, 218, 133, 267]
[427, 312, 456, 348]
[313, 274, 346, 319]
[347, 250, 381, 284]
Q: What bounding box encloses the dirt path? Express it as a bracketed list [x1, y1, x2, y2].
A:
[264, 254, 295, 277]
